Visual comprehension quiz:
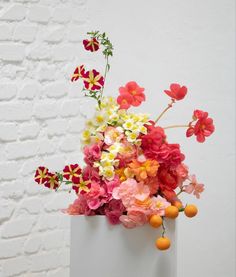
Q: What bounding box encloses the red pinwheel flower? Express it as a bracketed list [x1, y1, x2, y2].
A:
[83, 38, 100, 52]
[71, 65, 85, 82]
[118, 81, 145, 108]
[186, 110, 215, 143]
[164, 83, 187, 101]
[63, 164, 82, 184]
[34, 166, 49, 185]
[117, 93, 133, 109]
[72, 178, 91, 195]
[44, 172, 59, 190]
[83, 69, 104, 91]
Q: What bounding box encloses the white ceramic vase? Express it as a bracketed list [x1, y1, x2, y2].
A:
[70, 216, 176, 277]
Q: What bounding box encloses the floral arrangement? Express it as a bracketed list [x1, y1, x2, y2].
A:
[34, 31, 215, 251]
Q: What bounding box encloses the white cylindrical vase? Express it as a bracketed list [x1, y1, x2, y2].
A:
[70, 216, 176, 277]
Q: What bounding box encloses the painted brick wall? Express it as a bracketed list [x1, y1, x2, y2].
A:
[0, 1, 89, 276]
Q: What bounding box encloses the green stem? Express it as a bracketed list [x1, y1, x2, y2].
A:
[100, 55, 109, 100]
[161, 217, 166, 237]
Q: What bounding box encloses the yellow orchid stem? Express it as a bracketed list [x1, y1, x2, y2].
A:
[155, 99, 175, 124]
[164, 124, 189, 130]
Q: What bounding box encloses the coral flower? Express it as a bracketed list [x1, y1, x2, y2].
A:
[71, 65, 85, 82]
[128, 159, 159, 182]
[34, 166, 49, 185]
[83, 69, 104, 91]
[83, 38, 100, 52]
[63, 164, 82, 184]
[164, 83, 187, 100]
[120, 210, 148, 228]
[44, 172, 59, 190]
[183, 175, 204, 199]
[117, 93, 133, 109]
[119, 81, 145, 107]
[186, 110, 215, 143]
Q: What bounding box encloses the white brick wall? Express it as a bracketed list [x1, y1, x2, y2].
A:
[0, 0, 88, 276]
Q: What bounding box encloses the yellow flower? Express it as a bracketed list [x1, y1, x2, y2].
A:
[82, 130, 91, 140]
[101, 166, 115, 180]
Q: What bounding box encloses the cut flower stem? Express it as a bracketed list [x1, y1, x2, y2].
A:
[155, 99, 175, 124]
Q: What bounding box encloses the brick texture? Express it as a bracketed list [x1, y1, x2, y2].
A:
[0, 1, 88, 276]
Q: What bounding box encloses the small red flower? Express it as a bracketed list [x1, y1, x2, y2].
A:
[117, 93, 133, 109]
[186, 110, 215, 143]
[34, 166, 49, 185]
[72, 178, 91, 195]
[44, 172, 59, 190]
[71, 65, 85, 82]
[83, 69, 104, 91]
[119, 81, 145, 107]
[63, 164, 82, 184]
[83, 38, 100, 52]
[164, 83, 187, 101]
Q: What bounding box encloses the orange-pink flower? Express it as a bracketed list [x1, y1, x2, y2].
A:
[128, 159, 159, 182]
[117, 93, 133, 109]
[118, 81, 145, 108]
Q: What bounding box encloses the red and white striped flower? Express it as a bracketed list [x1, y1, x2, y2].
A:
[34, 166, 49, 185]
[44, 172, 59, 190]
[83, 69, 104, 91]
[72, 178, 91, 195]
[83, 38, 99, 52]
[71, 65, 85, 82]
[63, 164, 82, 184]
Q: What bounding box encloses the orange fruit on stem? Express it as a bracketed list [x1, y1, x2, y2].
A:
[173, 200, 183, 210]
[155, 236, 171, 250]
[184, 204, 198, 218]
[165, 205, 179, 219]
[149, 215, 162, 228]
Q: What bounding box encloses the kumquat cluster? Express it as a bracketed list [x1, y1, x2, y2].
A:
[34, 31, 215, 251]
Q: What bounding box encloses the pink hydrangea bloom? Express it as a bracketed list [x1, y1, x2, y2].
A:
[65, 195, 94, 215]
[104, 175, 120, 194]
[82, 166, 100, 182]
[112, 178, 150, 207]
[104, 199, 125, 225]
[84, 144, 101, 166]
[183, 175, 204, 199]
[120, 210, 147, 229]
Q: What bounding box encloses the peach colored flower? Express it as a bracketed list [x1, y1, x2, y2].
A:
[119, 81, 145, 107]
[183, 175, 204, 199]
[112, 178, 150, 207]
[128, 159, 159, 182]
[120, 210, 148, 228]
[150, 195, 171, 216]
[104, 127, 123, 145]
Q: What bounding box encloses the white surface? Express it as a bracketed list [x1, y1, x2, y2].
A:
[86, 1, 235, 277]
[70, 216, 176, 277]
